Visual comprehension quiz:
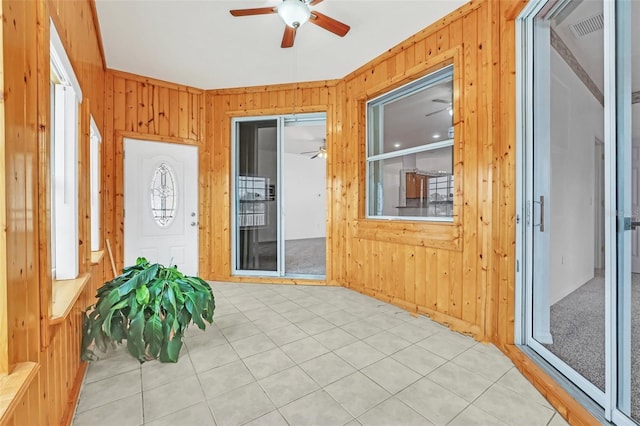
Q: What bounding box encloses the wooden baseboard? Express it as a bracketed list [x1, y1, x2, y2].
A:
[500, 344, 600, 426]
[60, 362, 88, 426]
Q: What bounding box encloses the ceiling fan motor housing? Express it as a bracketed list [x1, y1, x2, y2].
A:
[278, 0, 311, 28]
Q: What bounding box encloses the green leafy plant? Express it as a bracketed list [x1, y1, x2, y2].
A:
[81, 257, 215, 363]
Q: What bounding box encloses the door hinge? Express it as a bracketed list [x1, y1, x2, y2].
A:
[516, 259, 520, 272]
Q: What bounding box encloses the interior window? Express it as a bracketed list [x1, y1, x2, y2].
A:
[50, 20, 82, 280]
[366, 65, 454, 220]
[90, 117, 102, 252]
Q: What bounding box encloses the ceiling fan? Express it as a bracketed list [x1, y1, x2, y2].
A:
[424, 99, 453, 118]
[230, 0, 351, 48]
[300, 145, 327, 159]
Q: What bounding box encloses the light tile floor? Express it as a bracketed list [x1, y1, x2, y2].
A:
[73, 282, 568, 426]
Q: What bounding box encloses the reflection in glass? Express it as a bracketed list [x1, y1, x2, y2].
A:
[236, 120, 278, 272]
[282, 122, 327, 276]
[368, 146, 453, 218]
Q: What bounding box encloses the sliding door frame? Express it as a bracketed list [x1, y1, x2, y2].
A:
[231, 113, 327, 278]
[515, 0, 628, 422]
[231, 115, 282, 278]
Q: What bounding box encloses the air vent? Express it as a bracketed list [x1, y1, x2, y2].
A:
[569, 13, 604, 38]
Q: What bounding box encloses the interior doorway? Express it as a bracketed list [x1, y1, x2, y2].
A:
[232, 113, 327, 278]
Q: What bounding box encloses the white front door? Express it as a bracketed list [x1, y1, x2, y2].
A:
[124, 138, 199, 275]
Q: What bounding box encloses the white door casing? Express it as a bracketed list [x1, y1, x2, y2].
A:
[124, 138, 199, 276]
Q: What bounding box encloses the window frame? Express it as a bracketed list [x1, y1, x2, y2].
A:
[89, 115, 102, 252]
[365, 64, 455, 222]
[355, 49, 463, 252]
[50, 19, 82, 280]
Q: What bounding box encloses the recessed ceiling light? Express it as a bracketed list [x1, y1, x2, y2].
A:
[394, 143, 401, 148]
[432, 133, 440, 139]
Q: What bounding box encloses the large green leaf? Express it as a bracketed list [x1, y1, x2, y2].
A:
[159, 326, 183, 363]
[96, 288, 121, 318]
[144, 313, 163, 359]
[162, 285, 177, 318]
[126, 310, 146, 362]
[185, 293, 205, 329]
[118, 263, 159, 297]
[136, 285, 150, 306]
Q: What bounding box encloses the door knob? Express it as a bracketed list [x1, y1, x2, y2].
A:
[191, 221, 198, 227]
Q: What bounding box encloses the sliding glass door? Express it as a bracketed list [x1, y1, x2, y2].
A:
[616, 1, 637, 423]
[519, 0, 637, 423]
[232, 113, 327, 278]
[234, 119, 279, 273]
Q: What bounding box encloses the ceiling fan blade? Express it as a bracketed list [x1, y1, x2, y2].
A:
[281, 26, 296, 48]
[230, 7, 276, 17]
[309, 11, 350, 37]
[310, 153, 320, 159]
[308, 0, 324, 5]
[432, 99, 450, 104]
[424, 108, 448, 118]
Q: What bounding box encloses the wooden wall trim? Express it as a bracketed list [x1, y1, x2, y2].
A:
[223, 105, 329, 117]
[220, 276, 332, 286]
[87, 0, 106, 69]
[352, 286, 483, 338]
[37, 0, 53, 351]
[501, 344, 599, 425]
[0, 0, 7, 375]
[59, 362, 87, 426]
[117, 130, 201, 146]
[208, 79, 339, 96]
[108, 69, 204, 94]
[341, 1, 481, 85]
[355, 220, 461, 251]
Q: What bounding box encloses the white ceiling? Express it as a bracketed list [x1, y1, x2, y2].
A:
[553, 0, 640, 93]
[94, 0, 468, 90]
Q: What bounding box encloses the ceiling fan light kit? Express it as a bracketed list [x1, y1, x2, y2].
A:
[278, 0, 311, 28]
[230, 0, 350, 48]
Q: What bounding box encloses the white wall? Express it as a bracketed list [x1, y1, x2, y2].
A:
[257, 127, 278, 243]
[549, 48, 604, 305]
[283, 152, 326, 240]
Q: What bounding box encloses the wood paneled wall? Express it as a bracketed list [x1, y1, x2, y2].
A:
[328, 0, 497, 340]
[0, 0, 597, 423]
[103, 70, 205, 273]
[1, 0, 106, 424]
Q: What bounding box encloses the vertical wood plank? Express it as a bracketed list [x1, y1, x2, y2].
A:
[179, 91, 189, 139]
[125, 79, 137, 132]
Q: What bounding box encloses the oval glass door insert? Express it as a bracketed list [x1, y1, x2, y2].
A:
[149, 162, 177, 227]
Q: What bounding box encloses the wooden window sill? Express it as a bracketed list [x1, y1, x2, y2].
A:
[51, 274, 91, 325]
[90, 250, 104, 265]
[355, 219, 461, 251]
[0, 362, 39, 423]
